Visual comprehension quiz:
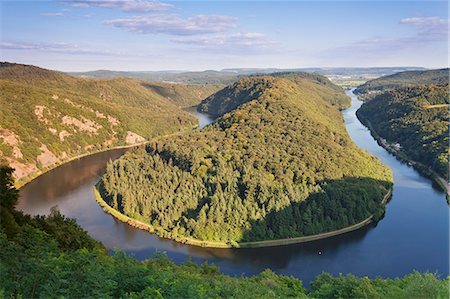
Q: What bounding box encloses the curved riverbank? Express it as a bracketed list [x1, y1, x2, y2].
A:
[17, 89, 448, 284]
[356, 115, 449, 199]
[15, 142, 147, 189]
[94, 183, 392, 248]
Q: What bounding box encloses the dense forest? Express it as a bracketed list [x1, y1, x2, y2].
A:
[0, 166, 447, 298]
[101, 75, 393, 244]
[357, 84, 449, 180]
[354, 68, 449, 100]
[198, 72, 350, 117]
[0, 62, 218, 183]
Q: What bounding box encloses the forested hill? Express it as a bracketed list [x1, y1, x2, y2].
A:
[101, 76, 392, 244]
[198, 72, 350, 117]
[140, 82, 221, 108]
[354, 68, 449, 99]
[357, 84, 449, 180]
[1, 167, 447, 298]
[0, 62, 216, 184]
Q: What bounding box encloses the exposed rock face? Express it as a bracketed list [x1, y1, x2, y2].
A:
[125, 131, 146, 145]
[61, 116, 102, 133]
[0, 127, 23, 159]
[37, 144, 59, 168]
[5, 159, 38, 179]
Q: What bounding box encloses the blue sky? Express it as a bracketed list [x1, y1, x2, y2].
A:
[1, 0, 448, 71]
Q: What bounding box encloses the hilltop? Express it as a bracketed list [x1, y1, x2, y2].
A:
[198, 72, 350, 117]
[354, 68, 449, 99]
[0, 63, 217, 183]
[100, 75, 392, 244]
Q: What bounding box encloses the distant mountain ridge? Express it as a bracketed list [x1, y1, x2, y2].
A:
[69, 67, 426, 85]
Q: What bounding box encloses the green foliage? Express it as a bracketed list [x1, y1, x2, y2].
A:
[0, 166, 447, 298]
[357, 84, 449, 179]
[310, 272, 449, 299]
[142, 82, 222, 108]
[101, 76, 392, 243]
[199, 72, 350, 117]
[354, 68, 449, 100]
[0, 62, 215, 181]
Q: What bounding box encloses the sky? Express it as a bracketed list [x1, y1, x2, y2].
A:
[0, 0, 448, 71]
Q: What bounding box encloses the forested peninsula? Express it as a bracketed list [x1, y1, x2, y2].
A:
[0, 63, 219, 186]
[1, 166, 446, 298]
[100, 74, 393, 246]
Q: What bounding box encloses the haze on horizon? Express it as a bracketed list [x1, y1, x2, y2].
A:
[0, 0, 448, 72]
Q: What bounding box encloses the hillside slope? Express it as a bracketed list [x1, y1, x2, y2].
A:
[198, 72, 350, 117]
[357, 84, 449, 181]
[0, 62, 213, 183]
[100, 76, 392, 244]
[354, 68, 449, 100]
[141, 82, 221, 108]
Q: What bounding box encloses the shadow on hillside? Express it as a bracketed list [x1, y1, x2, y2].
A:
[240, 177, 392, 243]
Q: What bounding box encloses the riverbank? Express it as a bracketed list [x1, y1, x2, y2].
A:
[356, 114, 449, 200]
[94, 183, 392, 249]
[14, 142, 147, 189]
[14, 121, 201, 190]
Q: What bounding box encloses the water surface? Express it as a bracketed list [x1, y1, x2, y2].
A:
[18, 91, 449, 284]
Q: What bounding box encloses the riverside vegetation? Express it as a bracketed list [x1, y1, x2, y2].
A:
[100, 74, 393, 244]
[0, 62, 219, 185]
[355, 69, 449, 194]
[0, 166, 448, 298]
[357, 84, 449, 181]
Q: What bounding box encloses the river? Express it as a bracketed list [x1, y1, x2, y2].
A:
[17, 92, 449, 285]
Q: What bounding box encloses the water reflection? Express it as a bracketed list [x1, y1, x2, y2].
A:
[17, 95, 449, 285]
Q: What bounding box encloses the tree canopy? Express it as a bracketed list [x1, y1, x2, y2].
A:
[101, 76, 392, 243]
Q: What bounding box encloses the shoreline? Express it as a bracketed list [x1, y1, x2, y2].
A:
[356, 115, 449, 199]
[94, 183, 392, 249]
[14, 121, 200, 190]
[14, 142, 147, 190]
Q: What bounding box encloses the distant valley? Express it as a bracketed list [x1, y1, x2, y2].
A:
[70, 67, 426, 86]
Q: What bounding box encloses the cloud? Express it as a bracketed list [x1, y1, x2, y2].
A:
[172, 32, 276, 50]
[322, 16, 448, 59]
[104, 14, 238, 35]
[41, 12, 64, 16]
[64, 0, 172, 12]
[400, 16, 449, 40]
[400, 16, 448, 27]
[0, 41, 123, 56]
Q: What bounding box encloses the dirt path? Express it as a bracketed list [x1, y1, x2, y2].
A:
[423, 104, 449, 109]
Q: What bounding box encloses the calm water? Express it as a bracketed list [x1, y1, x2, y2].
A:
[17, 92, 449, 284]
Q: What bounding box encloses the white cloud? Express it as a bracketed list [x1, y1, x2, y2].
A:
[65, 0, 172, 12]
[172, 32, 276, 50]
[323, 16, 449, 60]
[0, 41, 123, 56]
[41, 12, 65, 17]
[104, 14, 238, 35]
[400, 16, 449, 42]
[400, 16, 448, 27]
